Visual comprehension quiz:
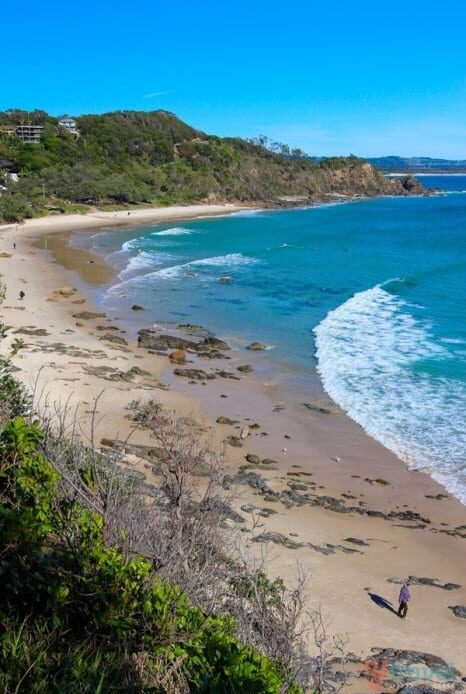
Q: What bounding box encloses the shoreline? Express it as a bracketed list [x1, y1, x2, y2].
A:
[0, 204, 465, 675]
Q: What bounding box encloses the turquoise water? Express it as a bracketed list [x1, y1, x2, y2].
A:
[81, 176, 466, 502]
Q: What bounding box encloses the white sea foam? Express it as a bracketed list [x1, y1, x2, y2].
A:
[314, 285, 466, 503]
[230, 209, 266, 217]
[150, 252, 259, 278]
[193, 253, 258, 268]
[120, 237, 142, 253]
[441, 337, 466, 345]
[151, 227, 196, 236]
[118, 251, 176, 280]
[108, 253, 259, 292]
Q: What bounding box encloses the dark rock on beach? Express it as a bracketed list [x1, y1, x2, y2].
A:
[237, 364, 253, 373]
[138, 329, 231, 355]
[178, 323, 212, 336]
[99, 333, 128, 345]
[387, 577, 461, 591]
[72, 311, 106, 320]
[216, 416, 239, 425]
[253, 532, 304, 550]
[448, 605, 466, 618]
[83, 365, 150, 382]
[226, 435, 243, 448]
[303, 402, 333, 414]
[173, 368, 214, 380]
[202, 336, 230, 351]
[216, 370, 240, 380]
[14, 327, 50, 336]
[139, 331, 198, 351]
[345, 537, 369, 546]
[131, 304, 144, 311]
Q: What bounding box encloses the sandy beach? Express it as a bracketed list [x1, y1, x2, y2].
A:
[0, 206, 465, 686]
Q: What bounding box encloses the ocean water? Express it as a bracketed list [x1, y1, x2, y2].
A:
[81, 176, 466, 502]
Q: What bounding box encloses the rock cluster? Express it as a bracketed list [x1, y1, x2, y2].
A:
[138, 329, 230, 360]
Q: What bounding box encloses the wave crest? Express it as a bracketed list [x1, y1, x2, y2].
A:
[151, 227, 196, 237]
[314, 284, 466, 502]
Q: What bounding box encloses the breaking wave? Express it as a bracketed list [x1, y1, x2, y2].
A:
[314, 284, 466, 503]
[118, 250, 177, 280]
[109, 253, 259, 292]
[151, 227, 196, 236]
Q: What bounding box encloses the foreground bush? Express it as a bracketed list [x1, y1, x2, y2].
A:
[0, 412, 303, 692]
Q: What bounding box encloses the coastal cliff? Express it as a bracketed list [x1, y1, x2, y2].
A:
[0, 109, 426, 221]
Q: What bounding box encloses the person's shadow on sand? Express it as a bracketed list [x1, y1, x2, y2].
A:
[368, 592, 397, 614]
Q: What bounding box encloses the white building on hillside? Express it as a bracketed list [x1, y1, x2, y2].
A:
[58, 116, 79, 137]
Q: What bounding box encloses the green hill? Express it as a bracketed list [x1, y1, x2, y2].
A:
[0, 109, 424, 222]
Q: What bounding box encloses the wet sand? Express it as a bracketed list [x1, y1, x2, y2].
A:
[0, 207, 465, 679]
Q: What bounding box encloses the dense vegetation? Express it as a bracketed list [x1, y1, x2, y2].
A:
[0, 109, 400, 222]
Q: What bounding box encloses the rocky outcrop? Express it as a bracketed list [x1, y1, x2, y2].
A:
[138, 329, 231, 357]
[139, 331, 198, 351]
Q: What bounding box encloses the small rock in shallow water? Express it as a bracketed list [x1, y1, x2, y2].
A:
[247, 341, 266, 351]
[237, 364, 253, 373]
[131, 304, 144, 311]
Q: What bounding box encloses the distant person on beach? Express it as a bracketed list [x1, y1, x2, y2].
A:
[398, 582, 411, 618]
[13, 242, 16, 250]
[19, 290, 25, 300]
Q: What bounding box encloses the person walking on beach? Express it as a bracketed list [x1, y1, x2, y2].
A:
[19, 290, 25, 300]
[398, 582, 411, 618]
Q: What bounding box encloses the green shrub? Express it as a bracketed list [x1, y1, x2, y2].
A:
[0, 193, 32, 222]
[0, 415, 302, 692]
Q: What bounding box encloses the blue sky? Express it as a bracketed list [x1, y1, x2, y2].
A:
[3, 0, 466, 157]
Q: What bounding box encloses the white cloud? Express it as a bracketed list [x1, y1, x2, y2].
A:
[143, 90, 171, 99]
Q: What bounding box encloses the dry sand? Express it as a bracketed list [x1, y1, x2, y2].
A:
[0, 206, 465, 683]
